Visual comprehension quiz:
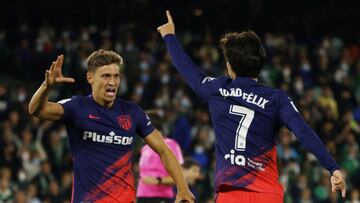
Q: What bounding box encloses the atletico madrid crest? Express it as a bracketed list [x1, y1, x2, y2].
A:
[117, 115, 132, 131]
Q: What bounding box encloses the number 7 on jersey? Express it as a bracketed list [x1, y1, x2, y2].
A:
[229, 105, 255, 151]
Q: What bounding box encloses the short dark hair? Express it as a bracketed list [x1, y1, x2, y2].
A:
[145, 110, 163, 132]
[182, 158, 200, 169]
[220, 31, 266, 78]
[86, 49, 123, 72]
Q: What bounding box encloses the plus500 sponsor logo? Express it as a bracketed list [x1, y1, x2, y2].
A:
[83, 131, 133, 145]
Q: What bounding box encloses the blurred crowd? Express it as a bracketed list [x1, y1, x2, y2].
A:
[0, 23, 360, 203]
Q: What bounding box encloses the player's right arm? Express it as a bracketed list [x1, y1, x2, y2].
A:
[28, 55, 75, 121]
[157, 11, 210, 98]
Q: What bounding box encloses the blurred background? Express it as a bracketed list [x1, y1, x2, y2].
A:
[1, 0, 360, 202]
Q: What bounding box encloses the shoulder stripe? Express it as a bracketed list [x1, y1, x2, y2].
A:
[57, 98, 71, 104]
[201, 76, 215, 84]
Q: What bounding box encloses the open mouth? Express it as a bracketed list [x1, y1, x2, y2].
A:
[106, 88, 116, 96]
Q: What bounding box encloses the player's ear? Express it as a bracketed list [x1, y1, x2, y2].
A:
[86, 72, 93, 85]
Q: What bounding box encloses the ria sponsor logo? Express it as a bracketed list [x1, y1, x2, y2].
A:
[224, 149, 246, 166]
[83, 131, 133, 145]
[224, 149, 265, 171]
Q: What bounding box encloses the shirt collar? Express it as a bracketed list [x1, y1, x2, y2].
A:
[231, 76, 258, 85]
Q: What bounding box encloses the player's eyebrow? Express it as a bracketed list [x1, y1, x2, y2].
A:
[101, 72, 120, 77]
[101, 73, 112, 77]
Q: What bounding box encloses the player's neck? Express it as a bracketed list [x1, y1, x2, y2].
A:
[228, 70, 257, 82]
[92, 94, 114, 108]
[232, 74, 258, 82]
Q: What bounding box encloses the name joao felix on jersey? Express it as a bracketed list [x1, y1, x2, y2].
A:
[219, 88, 269, 109]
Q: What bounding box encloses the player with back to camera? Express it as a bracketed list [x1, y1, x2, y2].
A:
[157, 10, 346, 203]
[28, 50, 195, 203]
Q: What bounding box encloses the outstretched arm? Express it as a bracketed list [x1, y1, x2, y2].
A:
[157, 11, 209, 98]
[287, 117, 346, 197]
[144, 129, 195, 203]
[28, 55, 75, 121]
[279, 91, 346, 197]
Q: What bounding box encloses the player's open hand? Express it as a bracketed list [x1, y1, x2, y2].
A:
[331, 170, 346, 198]
[45, 55, 75, 87]
[175, 188, 195, 203]
[157, 10, 175, 38]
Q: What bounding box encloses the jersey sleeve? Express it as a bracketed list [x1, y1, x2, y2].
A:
[57, 96, 77, 122]
[277, 90, 340, 174]
[277, 90, 300, 125]
[163, 34, 215, 99]
[134, 105, 155, 138]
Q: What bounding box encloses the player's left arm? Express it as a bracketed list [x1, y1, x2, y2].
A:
[141, 140, 183, 186]
[278, 91, 346, 197]
[144, 130, 195, 203]
[157, 10, 211, 98]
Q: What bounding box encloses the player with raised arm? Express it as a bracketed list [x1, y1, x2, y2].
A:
[157, 11, 346, 203]
[28, 50, 195, 203]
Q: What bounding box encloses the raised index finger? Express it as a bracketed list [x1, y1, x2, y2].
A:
[166, 10, 173, 23]
[54, 55, 64, 71]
